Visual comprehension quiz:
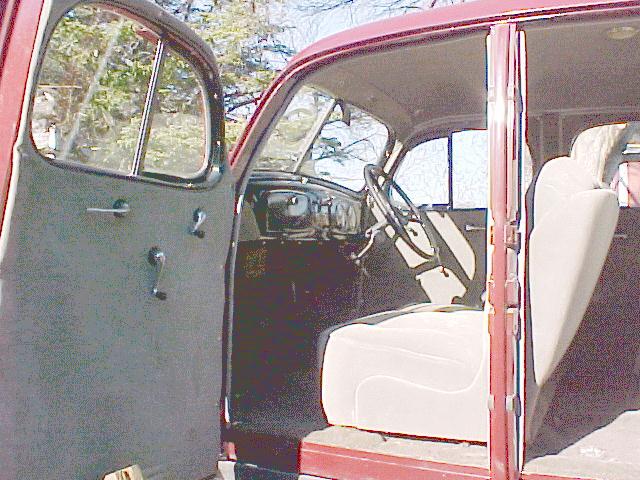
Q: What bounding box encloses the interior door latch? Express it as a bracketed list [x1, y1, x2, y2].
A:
[87, 199, 130, 218]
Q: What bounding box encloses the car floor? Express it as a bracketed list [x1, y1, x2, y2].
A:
[228, 239, 433, 470]
[524, 410, 640, 479]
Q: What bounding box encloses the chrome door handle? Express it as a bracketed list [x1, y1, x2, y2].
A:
[147, 247, 167, 300]
[87, 199, 130, 218]
[613, 233, 628, 240]
[465, 224, 486, 232]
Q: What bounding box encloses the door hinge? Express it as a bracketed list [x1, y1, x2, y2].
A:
[505, 275, 520, 308]
[505, 223, 521, 252]
[506, 394, 522, 417]
[507, 307, 520, 339]
[487, 394, 495, 412]
[488, 275, 520, 309]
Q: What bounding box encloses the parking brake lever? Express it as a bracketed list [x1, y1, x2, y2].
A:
[147, 247, 167, 300]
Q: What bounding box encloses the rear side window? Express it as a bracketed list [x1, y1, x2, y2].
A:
[31, 4, 210, 183]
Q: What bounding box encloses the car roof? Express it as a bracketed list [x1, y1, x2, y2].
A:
[293, 0, 634, 62]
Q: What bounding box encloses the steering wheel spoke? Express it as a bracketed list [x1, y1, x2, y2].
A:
[364, 165, 441, 265]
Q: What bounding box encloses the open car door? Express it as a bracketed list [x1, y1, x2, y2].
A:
[0, 1, 234, 478]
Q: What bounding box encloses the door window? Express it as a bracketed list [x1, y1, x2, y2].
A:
[393, 137, 449, 206]
[31, 4, 210, 182]
[145, 51, 207, 178]
[393, 130, 488, 208]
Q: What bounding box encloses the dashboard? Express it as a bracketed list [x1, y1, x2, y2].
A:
[243, 174, 364, 241]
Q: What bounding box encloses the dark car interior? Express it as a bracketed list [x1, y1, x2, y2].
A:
[225, 16, 640, 480]
[228, 33, 491, 466]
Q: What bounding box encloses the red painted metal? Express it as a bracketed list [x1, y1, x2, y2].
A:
[0, 2, 43, 478]
[487, 23, 519, 480]
[0, 0, 18, 71]
[0, 0, 44, 233]
[299, 441, 491, 480]
[292, 0, 638, 63]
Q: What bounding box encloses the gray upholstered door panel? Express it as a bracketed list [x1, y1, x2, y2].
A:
[436, 209, 487, 307]
[0, 150, 234, 479]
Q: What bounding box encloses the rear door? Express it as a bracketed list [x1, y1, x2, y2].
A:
[0, 1, 234, 479]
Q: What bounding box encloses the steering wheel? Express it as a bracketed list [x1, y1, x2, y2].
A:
[364, 164, 442, 266]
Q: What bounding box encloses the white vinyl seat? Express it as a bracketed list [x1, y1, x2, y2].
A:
[321, 126, 625, 442]
[321, 309, 488, 441]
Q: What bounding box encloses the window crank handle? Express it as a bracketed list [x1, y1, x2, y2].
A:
[191, 208, 206, 238]
[147, 247, 167, 300]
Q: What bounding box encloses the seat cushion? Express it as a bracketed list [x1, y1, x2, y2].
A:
[321, 310, 488, 441]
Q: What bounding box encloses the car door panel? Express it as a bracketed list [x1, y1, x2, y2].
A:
[0, 1, 233, 478]
[2, 160, 234, 478]
[387, 209, 486, 307]
[433, 209, 487, 307]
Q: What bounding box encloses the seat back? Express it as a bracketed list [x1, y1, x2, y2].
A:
[529, 125, 622, 388]
[529, 160, 619, 387]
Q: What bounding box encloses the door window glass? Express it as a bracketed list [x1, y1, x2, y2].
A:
[144, 51, 207, 178]
[31, 4, 211, 183]
[393, 130, 488, 208]
[32, 5, 155, 173]
[614, 161, 640, 207]
[452, 130, 489, 208]
[394, 138, 449, 206]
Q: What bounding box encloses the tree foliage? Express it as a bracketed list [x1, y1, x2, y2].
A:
[153, 0, 294, 145]
[32, 0, 470, 171]
[33, 7, 158, 170]
[32, 0, 293, 176]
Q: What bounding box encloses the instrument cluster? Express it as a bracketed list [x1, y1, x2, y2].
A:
[247, 181, 362, 240]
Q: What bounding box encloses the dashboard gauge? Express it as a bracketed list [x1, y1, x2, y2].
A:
[265, 191, 313, 232]
[346, 204, 359, 232]
[332, 203, 348, 231]
[248, 179, 362, 239]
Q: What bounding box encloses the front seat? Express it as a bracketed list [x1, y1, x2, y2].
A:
[320, 126, 622, 442]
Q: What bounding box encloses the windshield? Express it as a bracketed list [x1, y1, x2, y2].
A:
[255, 85, 389, 191]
